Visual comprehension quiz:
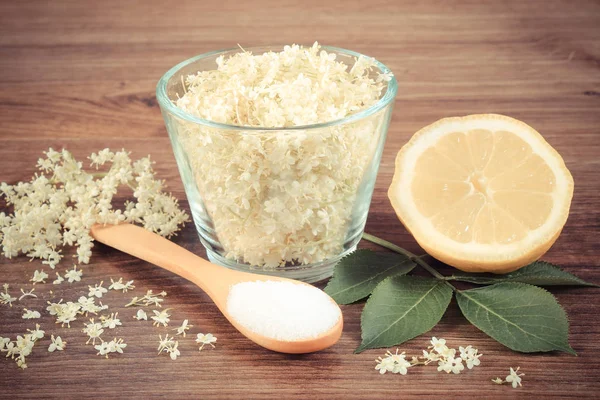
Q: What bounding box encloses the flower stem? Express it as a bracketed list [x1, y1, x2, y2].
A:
[361, 233, 456, 291]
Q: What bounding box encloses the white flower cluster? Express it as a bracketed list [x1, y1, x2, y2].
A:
[95, 338, 127, 358]
[178, 42, 389, 128]
[375, 337, 482, 376]
[0, 324, 45, 369]
[0, 148, 188, 269]
[157, 334, 180, 360]
[175, 43, 391, 267]
[46, 296, 108, 327]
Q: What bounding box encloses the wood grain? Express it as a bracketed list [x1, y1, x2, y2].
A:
[0, 0, 599, 398]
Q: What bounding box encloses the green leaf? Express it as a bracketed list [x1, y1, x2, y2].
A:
[356, 276, 453, 353]
[456, 282, 575, 354]
[449, 261, 598, 287]
[324, 249, 415, 304]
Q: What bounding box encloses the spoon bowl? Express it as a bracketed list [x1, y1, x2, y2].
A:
[90, 223, 343, 354]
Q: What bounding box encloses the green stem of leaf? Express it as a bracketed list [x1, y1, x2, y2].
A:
[361, 233, 456, 291]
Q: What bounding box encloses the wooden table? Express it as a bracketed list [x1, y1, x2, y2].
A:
[1, 0, 599, 398]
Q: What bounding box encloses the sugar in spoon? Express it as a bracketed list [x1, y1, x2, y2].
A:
[90, 223, 343, 354]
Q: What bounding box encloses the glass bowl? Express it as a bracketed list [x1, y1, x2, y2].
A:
[156, 45, 397, 283]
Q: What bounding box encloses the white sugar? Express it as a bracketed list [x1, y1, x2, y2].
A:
[226, 280, 341, 341]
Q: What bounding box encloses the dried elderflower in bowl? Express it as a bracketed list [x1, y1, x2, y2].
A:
[156, 43, 397, 282]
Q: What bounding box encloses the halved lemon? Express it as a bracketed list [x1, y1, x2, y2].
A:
[388, 114, 573, 273]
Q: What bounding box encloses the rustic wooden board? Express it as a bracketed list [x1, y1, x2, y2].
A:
[0, 0, 599, 398]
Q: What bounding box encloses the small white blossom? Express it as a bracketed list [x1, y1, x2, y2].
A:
[126, 290, 166, 307]
[30, 270, 49, 284]
[0, 284, 16, 306]
[82, 318, 104, 344]
[375, 356, 396, 374]
[151, 309, 171, 327]
[88, 281, 108, 298]
[100, 312, 122, 329]
[48, 335, 66, 352]
[437, 356, 464, 374]
[430, 337, 448, 354]
[27, 324, 45, 341]
[374, 349, 412, 375]
[157, 334, 180, 360]
[133, 309, 148, 320]
[109, 277, 135, 292]
[168, 341, 180, 360]
[22, 308, 41, 319]
[459, 345, 482, 369]
[64, 266, 83, 283]
[172, 319, 193, 337]
[505, 367, 524, 388]
[195, 333, 217, 350]
[0, 337, 10, 351]
[53, 272, 64, 285]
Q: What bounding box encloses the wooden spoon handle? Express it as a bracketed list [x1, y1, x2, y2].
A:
[90, 223, 233, 299]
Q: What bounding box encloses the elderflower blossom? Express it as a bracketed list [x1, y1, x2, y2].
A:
[88, 281, 108, 298]
[53, 272, 64, 285]
[64, 266, 83, 283]
[82, 319, 104, 344]
[437, 354, 465, 375]
[374, 349, 412, 375]
[47, 299, 82, 327]
[157, 334, 180, 360]
[0, 148, 188, 269]
[100, 312, 122, 329]
[22, 308, 41, 319]
[109, 277, 135, 292]
[48, 335, 66, 352]
[459, 345, 482, 369]
[126, 290, 166, 307]
[172, 319, 192, 337]
[0, 324, 45, 369]
[0, 284, 16, 306]
[77, 296, 108, 316]
[151, 309, 171, 327]
[376, 338, 481, 377]
[173, 42, 393, 268]
[133, 309, 148, 320]
[505, 367, 525, 388]
[195, 333, 217, 351]
[30, 270, 49, 284]
[95, 338, 126, 358]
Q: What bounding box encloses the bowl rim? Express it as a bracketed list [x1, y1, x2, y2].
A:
[155, 45, 398, 131]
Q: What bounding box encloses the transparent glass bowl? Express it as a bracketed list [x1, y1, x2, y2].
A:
[157, 46, 397, 283]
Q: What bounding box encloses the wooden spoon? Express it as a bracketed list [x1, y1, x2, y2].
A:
[90, 223, 343, 354]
